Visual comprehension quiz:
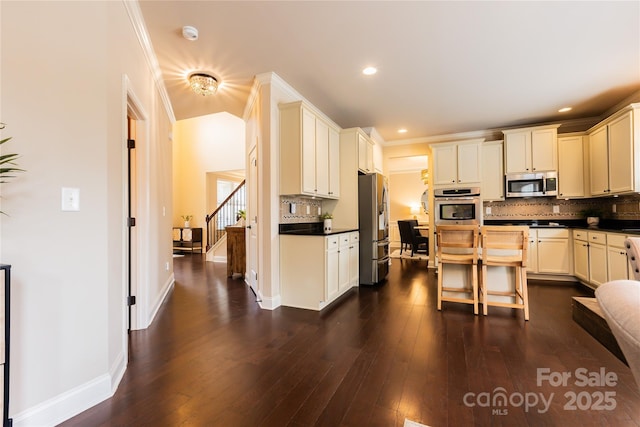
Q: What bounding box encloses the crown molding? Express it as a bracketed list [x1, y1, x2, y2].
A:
[123, 0, 176, 124]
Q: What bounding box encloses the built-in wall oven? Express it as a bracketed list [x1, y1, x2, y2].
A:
[434, 187, 481, 225]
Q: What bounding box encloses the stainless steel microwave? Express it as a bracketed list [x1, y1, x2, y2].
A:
[505, 171, 558, 198]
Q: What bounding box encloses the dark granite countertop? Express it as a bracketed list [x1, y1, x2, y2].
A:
[279, 223, 358, 236]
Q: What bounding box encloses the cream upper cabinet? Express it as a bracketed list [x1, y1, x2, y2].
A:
[328, 124, 340, 198]
[314, 117, 330, 196]
[280, 101, 340, 199]
[432, 139, 482, 187]
[358, 133, 374, 174]
[503, 125, 559, 174]
[608, 111, 634, 194]
[481, 140, 504, 201]
[589, 125, 609, 196]
[588, 105, 640, 196]
[558, 135, 588, 198]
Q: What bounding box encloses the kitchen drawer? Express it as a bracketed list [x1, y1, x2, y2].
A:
[607, 233, 627, 248]
[349, 232, 359, 243]
[339, 234, 350, 246]
[588, 231, 607, 245]
[573, 229, 588, 241]
[537, 228, 569, 239]
[326, 235, 340, 249]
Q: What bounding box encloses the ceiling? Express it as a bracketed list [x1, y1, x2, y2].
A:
[138, 1, 640, 143]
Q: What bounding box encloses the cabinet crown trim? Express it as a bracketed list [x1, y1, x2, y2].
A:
[587, 103, 640, 134]
[502, 124, 561, 135]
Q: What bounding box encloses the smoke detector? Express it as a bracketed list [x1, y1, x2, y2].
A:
[182, 26, 198, 41]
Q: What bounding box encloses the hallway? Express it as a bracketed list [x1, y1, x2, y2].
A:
[60, 255, 640, 426]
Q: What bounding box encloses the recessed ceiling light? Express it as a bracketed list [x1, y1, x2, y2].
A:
[398, 128, 408, 134]
[362, 67, 377, 75]
[558, 107, 572, 113]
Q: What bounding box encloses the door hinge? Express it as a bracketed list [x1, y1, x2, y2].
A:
[128, 217, 136, 227]
[127, 295, 136, 306]
[127, 139, 136, 149]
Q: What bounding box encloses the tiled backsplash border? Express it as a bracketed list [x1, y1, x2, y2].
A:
[280, 193, 640, 224]
[484, 193, 640, 220]
[280, 196, 323, 223]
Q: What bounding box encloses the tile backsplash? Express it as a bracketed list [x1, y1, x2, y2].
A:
[484, 193, 640, 221]
[280, 196, 324, 223]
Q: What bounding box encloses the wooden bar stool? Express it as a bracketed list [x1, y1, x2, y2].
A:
[436, 225, 480, 314]
[480, 225, 530, 320]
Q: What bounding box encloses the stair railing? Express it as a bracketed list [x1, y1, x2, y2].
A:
[205, 180, 246, 251]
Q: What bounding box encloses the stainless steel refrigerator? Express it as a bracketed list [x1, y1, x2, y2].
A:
[358, 173, 390, 285]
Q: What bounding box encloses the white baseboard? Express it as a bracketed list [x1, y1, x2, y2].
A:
[12, 374, 113, 427]
[257, 291, 281, 310]
[144, 274, 175, 328]
[109, 350, 127, 393]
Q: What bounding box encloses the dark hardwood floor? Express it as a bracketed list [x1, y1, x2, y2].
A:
[60, 255, 640, 426]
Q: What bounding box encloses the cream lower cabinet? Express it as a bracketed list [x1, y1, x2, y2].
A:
[573, 230, 608, 288]
[280, 232, 358, 311]
[606, 233, 630, 281]
[348, 232, 360, 288]
[528, 228, 571, 274]
[573, 230, 590, 283]
[588, 232, 608, 287]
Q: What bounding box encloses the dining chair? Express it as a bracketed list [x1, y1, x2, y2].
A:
[436, 224, 480, 314]
[398, 220, 429, 256]
[479, 225, 530, 320]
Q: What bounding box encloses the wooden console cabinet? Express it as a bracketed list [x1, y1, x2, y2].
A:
[226, 226, 246, 278]
[172, 227, 203, 253]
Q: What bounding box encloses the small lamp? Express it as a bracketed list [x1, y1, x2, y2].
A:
[410, 205, 420, 220]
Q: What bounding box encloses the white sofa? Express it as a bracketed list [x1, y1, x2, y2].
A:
[596, 237, 640, 390]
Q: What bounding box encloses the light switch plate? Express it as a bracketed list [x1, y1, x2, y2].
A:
[552, 205, 560, 213]
[612, 204, 616, 213]
[290, 203, 296, 214]
[485, 206, 491, 215]
[61, 187, 80, 211]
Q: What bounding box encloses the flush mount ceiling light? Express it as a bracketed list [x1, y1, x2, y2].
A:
[189, 73, 218, 96]
[362, 66, 377, 75]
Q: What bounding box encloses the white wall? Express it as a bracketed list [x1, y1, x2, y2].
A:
[173, 112, 245, 229]
[0, 1, 173, 425]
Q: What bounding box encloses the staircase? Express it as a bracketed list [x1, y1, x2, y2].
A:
[205, 179, 246, 252]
